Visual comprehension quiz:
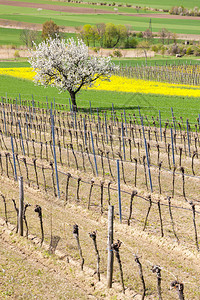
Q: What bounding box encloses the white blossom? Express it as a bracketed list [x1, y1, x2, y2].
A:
[28, 37, 117, 109]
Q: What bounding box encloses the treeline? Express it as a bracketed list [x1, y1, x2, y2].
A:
[79, 23, 138, 49]
[170, 6, 200, 16]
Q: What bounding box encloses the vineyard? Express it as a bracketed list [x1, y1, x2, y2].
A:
[0, 97, 200, 299]
[1, 0, 200, 297]
[116, 63, 200, 85]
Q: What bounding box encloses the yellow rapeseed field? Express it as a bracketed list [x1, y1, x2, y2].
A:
[0, 68, 35, 81]
[1, 67, 200, 97]
[91, 76, 200, 97]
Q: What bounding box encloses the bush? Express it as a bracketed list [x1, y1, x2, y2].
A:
[136, 32, 143, 38]
[169, 44, 180, 55]
[92, 47, 100, 53]
[14, 50, 20, 59]
[113, 49, 122, 57]
[42, 20, 60, 40]
[179, 46, 186, 55]
[194, 46, 200, 56]
[186, 46, 193, 55]
[156, 43, 164, 51]
[151, 45, 158, 53]
[124, 37, 138, 49]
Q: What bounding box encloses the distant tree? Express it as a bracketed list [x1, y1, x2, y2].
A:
[104, 23, 118, 48]
[172, 32, 177, 44]
[143, 28, 153, 41]
[136, 32, 143, 38]
[123, 25, 137, 48]
[166, 30, 172, 45]
[137, 40, 150, 64]
[169, 6, 179, 15]
[169, 44, 180, 55]
[159, 28, 168, 45]
[193, 46, 200, 56]
[20, 29, 39, 47]
[90, 25, 99, 47]
[80, 24, 93, 46]
[160, 45, 166, 57]
[124, 37, 138, 49]
[29, 37, 117, 111]
[104, 23, 127, 48]
[42, 20, 60, 40]
[80, 24, 99, 47]
[96, 23, 106, 47]
[14, 50, 20, 60]
[20, 29, 29, 47]
[151, 45, 158, 53]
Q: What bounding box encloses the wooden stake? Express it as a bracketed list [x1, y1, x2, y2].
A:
[107, 205, 114, 288]
[18, 176, 24, 236]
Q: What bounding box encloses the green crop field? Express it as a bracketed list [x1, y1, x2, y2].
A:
[0, 75, 199, 124]
[0, 27, 76, 46]
[1, 4, 200, 34]
[0, 28, 31, 46]
[0, 62, 30, 68]
[7, 0, 200, 10]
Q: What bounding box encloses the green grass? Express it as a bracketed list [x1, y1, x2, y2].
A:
[1, 4, 200, 34]
[0, 27, 29, 46]
[0, 61, 30, 67]
[0, 27, 76, 46]
[0, 75, 199, 123]
[7, 0, 200, 10]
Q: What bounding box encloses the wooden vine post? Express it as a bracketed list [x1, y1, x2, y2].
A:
[18, 176, 24, 236]
[107, 205, 114, 288]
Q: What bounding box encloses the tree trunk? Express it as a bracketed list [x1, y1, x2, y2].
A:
[144, 49, 147, 65]
[69, 90, 77, 112]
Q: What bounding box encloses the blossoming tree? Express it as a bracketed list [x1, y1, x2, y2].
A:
[29, 37, 116, 111]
